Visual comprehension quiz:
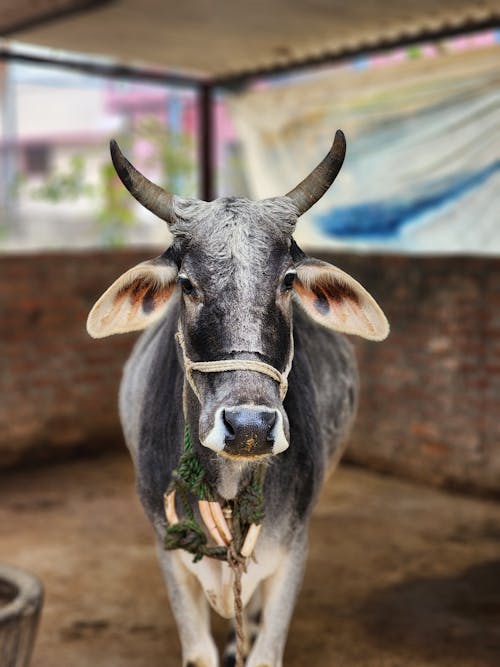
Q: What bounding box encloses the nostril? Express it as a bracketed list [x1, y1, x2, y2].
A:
[259, 410, 277, 441]
[222, 409, 235, 440]
[222, 408, 278, 453]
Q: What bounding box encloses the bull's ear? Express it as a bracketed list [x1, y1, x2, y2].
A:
[293, 258, 389, 341]
[86, 256, 178, 338]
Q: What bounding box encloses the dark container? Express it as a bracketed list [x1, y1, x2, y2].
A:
[0, 565, 43, 667]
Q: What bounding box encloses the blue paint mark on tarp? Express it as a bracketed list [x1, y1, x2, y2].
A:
[315, 159, 500, 240]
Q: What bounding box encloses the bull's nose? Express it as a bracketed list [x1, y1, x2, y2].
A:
[222, 408, 277, 456]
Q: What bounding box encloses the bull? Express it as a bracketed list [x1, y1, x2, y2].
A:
[87, 130, 389, 667]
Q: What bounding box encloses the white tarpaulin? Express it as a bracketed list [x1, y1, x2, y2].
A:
[229, 39, 500, 254]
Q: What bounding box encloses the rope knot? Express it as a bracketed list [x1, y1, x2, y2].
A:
[227, 541, 247, 573]
[164, 519, 207, 562]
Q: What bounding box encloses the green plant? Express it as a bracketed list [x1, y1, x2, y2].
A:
[137, 118, 195, 196]
[95, 159, 134, 246]
[15, 116, 195, 247]
[30, 154, 93, 202]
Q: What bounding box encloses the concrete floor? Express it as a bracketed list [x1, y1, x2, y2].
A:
[1, 452, 500, 667]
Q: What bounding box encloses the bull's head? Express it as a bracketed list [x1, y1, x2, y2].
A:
[87, 132, 389, 462]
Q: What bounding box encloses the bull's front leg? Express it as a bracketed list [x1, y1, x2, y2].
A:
[156, 542, 219, 667]
[246, 530, 308, 667]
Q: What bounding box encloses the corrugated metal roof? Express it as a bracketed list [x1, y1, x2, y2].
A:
[2, 0, 500, 80]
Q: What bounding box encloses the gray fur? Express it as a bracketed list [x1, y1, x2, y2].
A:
[118, 195, 358, 666]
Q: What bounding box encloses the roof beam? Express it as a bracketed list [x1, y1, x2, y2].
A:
[212, 15, 500, 88]
[0, 0, 113, 38]
[1, 14, 498, 90]
[0, 46, 203, 88]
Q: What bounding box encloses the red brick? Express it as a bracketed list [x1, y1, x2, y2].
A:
[1, 250, 499, 495]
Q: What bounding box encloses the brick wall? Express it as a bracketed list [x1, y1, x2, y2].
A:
[1, 250, 498, 494]
[0, 250, 144, 468]
[330, 253, 500, 496]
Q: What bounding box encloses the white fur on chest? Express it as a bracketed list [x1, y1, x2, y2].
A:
[179, 538, 283, 618]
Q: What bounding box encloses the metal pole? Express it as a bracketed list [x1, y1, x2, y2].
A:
[0, 61, 19, 232]
[198, 83, 215, 201]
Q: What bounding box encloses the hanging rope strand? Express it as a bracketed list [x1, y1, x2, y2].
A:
[164, 323, 281, 665]
[228, 543, 246, 667]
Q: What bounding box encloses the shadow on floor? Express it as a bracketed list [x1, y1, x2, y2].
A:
[361, 559, 500, 667]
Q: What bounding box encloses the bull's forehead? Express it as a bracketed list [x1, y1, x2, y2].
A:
[173, 196, 297, 278]
[173, 196, 297, 358]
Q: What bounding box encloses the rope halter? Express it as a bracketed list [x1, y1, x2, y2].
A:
[175, 325, 293, 402]
[170, 323, 294, 667]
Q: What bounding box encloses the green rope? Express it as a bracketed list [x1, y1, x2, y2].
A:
[235, 466, 266, 526]
[164, 424, 267, 563]
[175, 424, 215, 502]
[164, 519, 206, 556]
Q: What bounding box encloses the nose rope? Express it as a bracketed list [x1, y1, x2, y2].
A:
[171, 324, 293, 667]
[175, 326, 292, 402]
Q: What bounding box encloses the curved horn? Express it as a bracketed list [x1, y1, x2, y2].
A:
[110, 139, 175, 224]
[285, 129, 346, 216]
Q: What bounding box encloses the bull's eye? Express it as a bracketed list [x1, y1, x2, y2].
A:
[282, 271, 297, 291]
[178, 275, 194, 295]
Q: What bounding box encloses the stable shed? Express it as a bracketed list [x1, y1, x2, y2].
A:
[1, 4, 500, 667]
[0, 1, 499, 492]
[2, 0, 500, 199]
